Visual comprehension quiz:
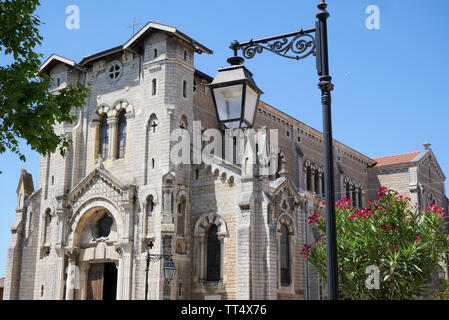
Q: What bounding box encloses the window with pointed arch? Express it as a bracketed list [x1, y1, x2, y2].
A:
[145, 195, 154, 234]
[117, 110, 127, 159]
[151, 78, 157, 96]
[177, 196, 186, 236]
[206, 224, 221, 281]
[146, 195, 154, 217]
[314, 170, 320, 194]
[306, 168, 312, 192]
[99, 114, 109, 159]
[280, 223, 291, 286]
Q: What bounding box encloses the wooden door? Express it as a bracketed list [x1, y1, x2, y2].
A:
[87, 264, 104, 300]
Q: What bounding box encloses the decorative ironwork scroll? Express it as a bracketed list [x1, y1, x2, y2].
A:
[239, 30, 316, 61]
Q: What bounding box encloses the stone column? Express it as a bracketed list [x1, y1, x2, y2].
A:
[115, 248, 124, 300]
[198, 236, 205, 280]
[311, 170, 316, 194]
[64, 251, 77, 300]
[55, 196, 69, 300]
[88, 120, 101, 170]
[107, 116, 118, 160]
[218, 234, 225, 281]
[118, 244, 133, 300]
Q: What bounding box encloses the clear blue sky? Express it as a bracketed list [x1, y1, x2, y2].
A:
[1, 0, 448, 277]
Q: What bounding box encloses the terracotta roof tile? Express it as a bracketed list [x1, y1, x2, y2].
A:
[373, 151, 422, 166]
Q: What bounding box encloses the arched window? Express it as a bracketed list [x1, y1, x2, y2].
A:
[154, 49, 158, 58]
[314, 171, 320, 194]
[44, 209, 52, 244]
[95, 212, 113, 239]
[177, 196, 186, 236]
[206, 224, 221, 281]
[357, 189, 363, 208]
[351, 186, 357, 207]
[321, 175, 325, 196]
[345, 183, 351, 200]
[280, 224, 291, 286]
[184, 50, 187, 61]
[152, 78, 157, 96]
[117, 110, 127, 159]
[146, 195, 154, 217]
[145, 195, 154, 234]
[306, 169, 312, 191]
[182, 80, 187, 98]
[99, 114, 109, 159]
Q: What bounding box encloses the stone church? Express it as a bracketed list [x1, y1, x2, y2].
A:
[4, 22, 448, 300]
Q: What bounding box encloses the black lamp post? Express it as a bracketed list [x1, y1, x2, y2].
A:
[209, 0, 338, 299]
[144, 241, 176, 300]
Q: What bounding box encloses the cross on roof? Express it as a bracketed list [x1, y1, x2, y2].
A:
[128, 17, 141, 35]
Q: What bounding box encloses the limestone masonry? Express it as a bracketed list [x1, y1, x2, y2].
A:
[4, 22, 448, 300]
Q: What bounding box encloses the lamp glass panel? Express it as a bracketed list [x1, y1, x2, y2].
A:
[224, 120, 242, 129]
[213, 84, 243, 122]
[164, 261, 176, 281]
[243, 86, 259, 125]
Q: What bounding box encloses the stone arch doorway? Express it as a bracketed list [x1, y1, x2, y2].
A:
[67, 201, 127, 300]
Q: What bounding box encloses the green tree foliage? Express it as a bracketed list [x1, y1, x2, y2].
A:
[0, 0, 88, 163]
[302, 187, 449, 299]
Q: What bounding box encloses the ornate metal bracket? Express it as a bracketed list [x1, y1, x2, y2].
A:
[232, 28, 316, 61]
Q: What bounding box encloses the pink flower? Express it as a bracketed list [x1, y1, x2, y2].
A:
[308, 213, 322, 226]
[416, 236, 421, 243]
[300, 244, 312, 258]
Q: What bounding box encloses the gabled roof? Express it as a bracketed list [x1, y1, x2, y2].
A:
[269, 175, 301, 204]
[78, 21, 212, 67]
[42, 22, 213, 71]
[372, 151, 423, 166]
[68, 166, 128, 203]
[123, 21, 212, 55]
[39, 54, 76, 75]
[78, 45, 123, 67]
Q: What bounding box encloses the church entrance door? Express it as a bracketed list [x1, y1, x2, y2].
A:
[87, 263, 117, 300]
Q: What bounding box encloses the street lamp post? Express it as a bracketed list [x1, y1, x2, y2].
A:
[144, 241, 176, 300]
[209, 0, 338, 299]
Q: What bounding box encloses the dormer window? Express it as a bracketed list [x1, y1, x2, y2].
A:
[107, 61, 122, 82]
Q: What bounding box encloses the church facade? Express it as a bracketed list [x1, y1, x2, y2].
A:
[4, 22, 448, 300]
